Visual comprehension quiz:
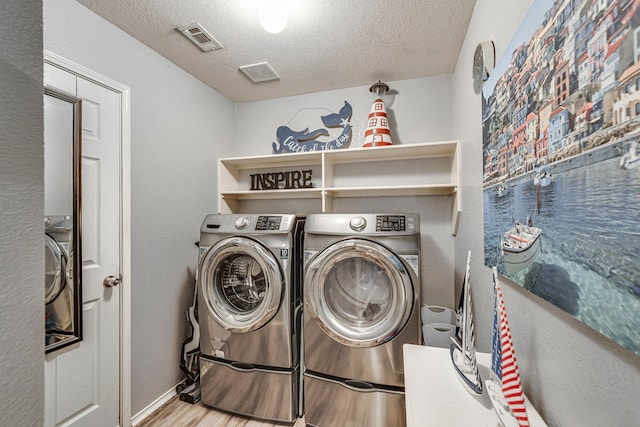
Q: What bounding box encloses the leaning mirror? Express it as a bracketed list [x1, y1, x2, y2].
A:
[44, 87, 82, 353]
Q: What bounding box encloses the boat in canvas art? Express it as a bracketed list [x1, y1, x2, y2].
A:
[486, 267, 530, 427]
[449, 250, 483, 395]
[500, 217, 542, 275]
[619, 140, 640, 170]
[497, 182, 509, 197]
[532, 165, 551, 187]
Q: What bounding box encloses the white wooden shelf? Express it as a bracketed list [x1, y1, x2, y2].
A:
[324, 184, 457, 198]
[219, 151, 320, 169]
[220, 188, 323, 200]
[323, 140, 457, 163]
[218, 140, 461, 235]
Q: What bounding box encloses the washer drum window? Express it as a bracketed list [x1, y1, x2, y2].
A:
[45, 233, 68, 304]
[200, 236, 284, 333]
[304, 238, 415, 347]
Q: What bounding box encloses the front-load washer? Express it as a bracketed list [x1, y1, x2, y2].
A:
[45, 215, 75, 341]
[197, 214, 305, 423]
[303, 213, 421, 427]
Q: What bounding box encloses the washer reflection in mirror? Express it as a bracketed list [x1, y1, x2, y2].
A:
[44, 87, 82, 353]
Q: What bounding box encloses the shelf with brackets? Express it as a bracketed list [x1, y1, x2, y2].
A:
[218, 140, 461, 235]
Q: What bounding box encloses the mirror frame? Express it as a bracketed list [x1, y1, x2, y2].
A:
[44, 86, 83, 353]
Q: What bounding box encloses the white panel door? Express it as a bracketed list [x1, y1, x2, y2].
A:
[44, 69, 121, 427]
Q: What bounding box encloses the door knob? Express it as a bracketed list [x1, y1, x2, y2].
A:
[103, 274, 122, 288]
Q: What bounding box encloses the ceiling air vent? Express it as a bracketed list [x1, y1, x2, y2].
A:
[177, 23, 223, 52]
[239, 62, 280, 83]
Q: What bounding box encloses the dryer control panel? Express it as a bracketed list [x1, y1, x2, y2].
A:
[201, 213, 297, 235]
[256, 215, 284, 230]
[376, 215, 407, 232]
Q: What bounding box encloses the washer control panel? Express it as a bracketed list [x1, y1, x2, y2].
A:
[234, 216, 249, 229]
[376, 215, 407, 232]
[255, 215, 283, 230]
[201, 214, 297, 234]
[349, 216, 367, 231]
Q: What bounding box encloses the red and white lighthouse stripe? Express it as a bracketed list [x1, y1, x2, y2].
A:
[363, 98, 393, 147]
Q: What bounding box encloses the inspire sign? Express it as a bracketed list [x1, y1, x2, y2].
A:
[250, 169, 313, 190]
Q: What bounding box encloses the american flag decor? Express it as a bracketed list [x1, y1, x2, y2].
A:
[489, 267, 530, 427]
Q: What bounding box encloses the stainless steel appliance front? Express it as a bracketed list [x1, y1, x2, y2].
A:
[198, 214, 304, 423]
[45, 216, 75, 341]
[200, 358, 298, 423]
[304, 371, 405, 427]
[303, 213, 421, 427]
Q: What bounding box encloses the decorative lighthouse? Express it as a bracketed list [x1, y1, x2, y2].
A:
[364, 80, 393, 147]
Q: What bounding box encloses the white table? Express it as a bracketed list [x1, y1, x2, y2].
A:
[403, 344, 547, 427]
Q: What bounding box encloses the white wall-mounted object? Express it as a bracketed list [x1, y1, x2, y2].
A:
[422, 323, 455, 348]
[472, 40, 495, 95]
[218, 140, 461, 235]
[422, 305, 455, 325]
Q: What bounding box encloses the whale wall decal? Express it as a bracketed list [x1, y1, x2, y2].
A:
[272, 101, 352, 154]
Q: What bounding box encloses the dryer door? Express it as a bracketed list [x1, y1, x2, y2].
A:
[200, 236, 284, 333]
[45, 233, 67, 304]
[304, 238, 415, 347]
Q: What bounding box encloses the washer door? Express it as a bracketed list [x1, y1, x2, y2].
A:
[200, 236, 284, 333]
[304, 238, 415, 347]
[45, 233, 67, 304]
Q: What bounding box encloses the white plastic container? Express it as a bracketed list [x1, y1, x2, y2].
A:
[422, 323, 455, 348]
[421, 305, 455, 325]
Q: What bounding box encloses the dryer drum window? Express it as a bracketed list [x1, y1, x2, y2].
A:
[45, 233, 68, 304]
[305, 238, 415, 347]
[325, 257, 392, 326]
[217, 254, 266, 312]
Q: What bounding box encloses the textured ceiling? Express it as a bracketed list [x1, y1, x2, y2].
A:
[77, 0, 477, 102]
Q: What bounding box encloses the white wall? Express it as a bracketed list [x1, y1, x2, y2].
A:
[0, 1, 45, 425]
[44, 0, 235, 415]
[453, 1, 640, 425]
[234, 76, 453, 156]
[235, 76, 458, 306]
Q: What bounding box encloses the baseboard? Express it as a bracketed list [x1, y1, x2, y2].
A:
[131, 384, 178, 426]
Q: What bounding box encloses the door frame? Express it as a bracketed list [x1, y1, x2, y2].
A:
[44, 50, 132, 427]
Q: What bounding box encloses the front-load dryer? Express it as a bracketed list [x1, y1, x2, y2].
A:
[303, 213, 421, 427]
[45, 215, 75, 342]
[197, 214, 304, 423]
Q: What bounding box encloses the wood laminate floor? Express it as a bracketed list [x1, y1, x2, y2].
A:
[136, 397, 307, 427]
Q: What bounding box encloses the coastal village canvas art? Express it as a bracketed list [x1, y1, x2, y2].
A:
[483, 0, 640, 355]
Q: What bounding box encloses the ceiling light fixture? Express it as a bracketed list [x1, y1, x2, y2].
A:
[259, 0, 288, 34]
